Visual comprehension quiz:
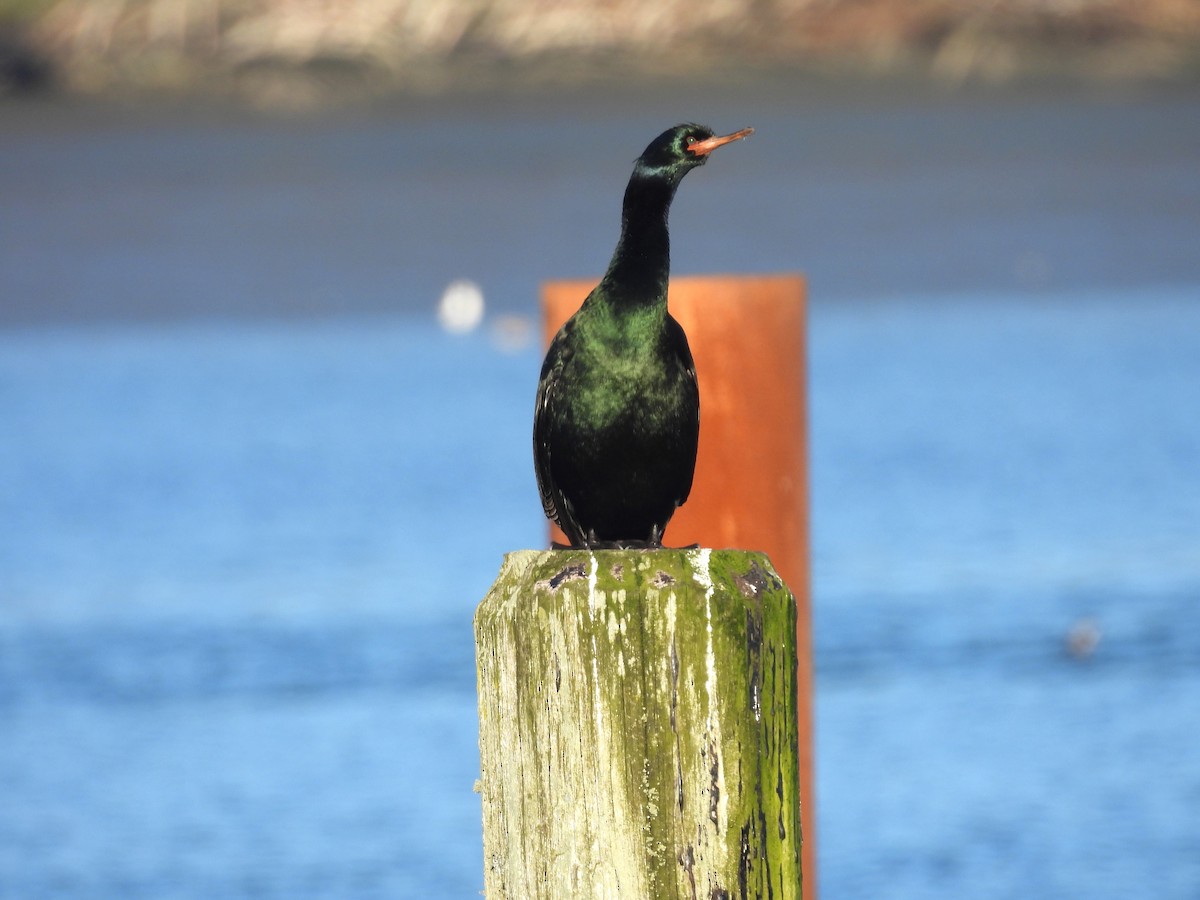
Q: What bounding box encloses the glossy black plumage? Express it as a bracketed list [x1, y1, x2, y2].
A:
[533, 123, 753, 548]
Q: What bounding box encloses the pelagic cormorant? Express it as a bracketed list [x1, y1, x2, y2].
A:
[533, 123, 754, 549]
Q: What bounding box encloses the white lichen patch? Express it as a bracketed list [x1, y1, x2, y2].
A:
[703, 584, 727, 834]
[590, 633, 604, 737]
[689, 547, 713, 593]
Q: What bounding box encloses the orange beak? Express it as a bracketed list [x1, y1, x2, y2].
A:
[687, 126, 755, 157]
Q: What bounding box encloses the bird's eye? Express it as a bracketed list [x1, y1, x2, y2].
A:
[685, 135, 697, 145]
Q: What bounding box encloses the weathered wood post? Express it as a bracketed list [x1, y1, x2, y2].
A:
[476, 548, 802, 898]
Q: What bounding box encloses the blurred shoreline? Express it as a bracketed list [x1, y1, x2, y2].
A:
[2, 0, 1198, 111]
[3, 4, 1198, 331]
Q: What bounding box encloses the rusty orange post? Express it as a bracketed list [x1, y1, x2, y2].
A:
[541, 273, 816, 898]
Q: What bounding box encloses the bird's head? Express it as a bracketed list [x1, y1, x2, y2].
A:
[635, 123, 755, 181]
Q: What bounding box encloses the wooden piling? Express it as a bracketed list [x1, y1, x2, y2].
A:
[542, 274, 816, 897]
[475, 548, 802, 899]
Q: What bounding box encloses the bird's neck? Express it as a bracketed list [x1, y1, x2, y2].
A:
[597, 170, 680, 311]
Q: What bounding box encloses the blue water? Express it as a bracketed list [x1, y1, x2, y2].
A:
[2, 89, 1200, 898]
[810, 292, 1200, 899]
[2, 291, 1198, 898]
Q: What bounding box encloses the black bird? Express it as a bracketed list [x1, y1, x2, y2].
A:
[533, 123, 754, 549]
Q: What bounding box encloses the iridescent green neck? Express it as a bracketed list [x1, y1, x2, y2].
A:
[594, 167, 681, 310]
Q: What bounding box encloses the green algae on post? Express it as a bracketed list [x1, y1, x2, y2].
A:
[475, 548, 802, 899]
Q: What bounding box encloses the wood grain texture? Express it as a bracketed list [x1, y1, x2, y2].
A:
[475, 548, 802, 899]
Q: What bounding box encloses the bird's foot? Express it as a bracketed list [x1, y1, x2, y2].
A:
[549, 537, 662, 551]
[583, 538, 654, 550]
[548, 526, 697, 551]
[620, 525, 698, 550]
[550, 540, 698, 551]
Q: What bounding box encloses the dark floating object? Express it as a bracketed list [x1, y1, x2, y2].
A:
[1065, 618, 1102, 659]
[533, 123, 754, 549]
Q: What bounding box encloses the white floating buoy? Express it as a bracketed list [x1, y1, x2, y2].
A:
[438, 279, 485, 333]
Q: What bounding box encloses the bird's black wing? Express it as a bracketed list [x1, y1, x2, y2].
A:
[667, 313, 700, 507]
[532, 317, 578, 538]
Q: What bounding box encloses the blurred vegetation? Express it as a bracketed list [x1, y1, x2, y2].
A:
[0, 0, 54, 22]
[3, 0, 1199, 104]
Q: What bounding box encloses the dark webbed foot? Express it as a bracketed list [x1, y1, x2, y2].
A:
[550, 538, 654, 550]
[549, 540, 698, 550]
[588, 526, 659, 550]
[547, 525, 697, 551]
